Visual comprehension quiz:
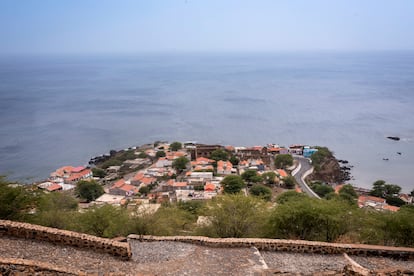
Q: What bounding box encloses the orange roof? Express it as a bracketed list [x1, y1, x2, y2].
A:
[47, 183, 62, 192]
[204, 183, 215, 191]
[119, 184, 138, 193]
[67, 169, 91, 181]
[191, 157, 214, 165]
[194, 165, 214, 171]
[277, 169, 288, 178]
[358, 195, 386, 204]
[225, 145, 235, 151]
[295, 186, 302, 193]
[383, 205, 400, 212]
[71, 166, 85, 173]
[173, 182, 188, 187]
[217, 160, 232, 171]
[133, 172, 144, 181]
[112, 179, 126, 188]
[141, 177, 156, 185]
[334, 184, 344, 194]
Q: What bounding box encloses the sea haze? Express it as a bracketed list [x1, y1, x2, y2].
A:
[0, 52, 413, 192]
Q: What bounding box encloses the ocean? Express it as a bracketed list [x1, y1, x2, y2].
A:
[0, 52, 413, 192]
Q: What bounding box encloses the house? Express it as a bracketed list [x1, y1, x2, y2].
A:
[163, 180, 189, 191]
[93, 193, 126, 205]
[289, 145, 304, 155]
[382, 205, 400, 212]
[303, 147, 318, 158]
[216, 160, 234, 175]
[358, 195, 386, 209]
[189, 144, 223, 159]
[140, 176, 156, 186]
[268, 147, 289, 155]
[191, 157, 215, 167]
[46, 183, 62, 192]
[154, 157, 172, 168]
[131, 172, 145, 185]
[276, 169, 288, 178]
[109, 179, 138, 196]
[399, 194, 413, 204]
[204, 182, 216, 192]
[64, 168, 93, 184]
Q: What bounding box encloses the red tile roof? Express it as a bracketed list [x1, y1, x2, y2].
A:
[46, 183, 62, 192]
[133, 172, 144, 181]
[204, 183, 215, 191]
[66, 169, 92, 182]
[277, 169, 288, 178]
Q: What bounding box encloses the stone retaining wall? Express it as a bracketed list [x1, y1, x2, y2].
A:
[0, 220, 131, 260]
[0, 257, 80, 275]
[128, 235, 414, 260]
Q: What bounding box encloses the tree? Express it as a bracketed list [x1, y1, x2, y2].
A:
[34, 192, 79, 229]
[75, 180, 104, 202]
[268, 197, 354, 242]
[370, 180, 401, 199]
[262, 172, 276, 185]
[199, 194, 268, 238]
[385, 196, 405, 207]
[76, 205, 129, 238]
[241, 170, 262, 184]
[283, 176, 296, 189]
[155, 150, 166, 158]
[169, 142, 182, 151]
[221, 175, 246, 194]
[276, 191, 308, 204]
[310, 147, 332, 167]
[172, 156, 189, 172]
[411, 189, 414, 197]
[370, 180, 386, 197]
[274, 154, 293, 169]
[384, 184, 401, 196]
[250, 185, 272, 201]
[339, 184, 357, 198]
[338, 184, 358, 204]
[139, 186, 150, 196]
[229, 155, 239, 166]
[0, 177, 35, 220]
[311, 183, 334, 198]
[149, 205, 195, 236]
[210, 149, 229, 162]
[92, 168, 106, 178]
[137, 152, 148, 158]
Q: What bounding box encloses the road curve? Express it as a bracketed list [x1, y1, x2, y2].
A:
[292, 156, 320, 198]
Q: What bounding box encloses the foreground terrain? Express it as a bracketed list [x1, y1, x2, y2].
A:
[1, 236, 414, 275]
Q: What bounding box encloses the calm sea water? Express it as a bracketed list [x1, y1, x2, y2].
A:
[0, 52, 413, 192]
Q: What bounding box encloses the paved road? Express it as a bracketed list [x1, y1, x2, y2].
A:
[292, 156, 320, 198]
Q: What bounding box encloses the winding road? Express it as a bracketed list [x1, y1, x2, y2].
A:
[292, 156, 320, 198]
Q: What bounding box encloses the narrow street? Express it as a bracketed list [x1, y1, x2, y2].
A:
[292, 156, 320, 198]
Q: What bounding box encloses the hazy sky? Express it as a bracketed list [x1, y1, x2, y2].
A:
[1, 0, 413, 54]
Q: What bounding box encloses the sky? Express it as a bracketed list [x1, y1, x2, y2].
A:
[0, 0, 414, 55]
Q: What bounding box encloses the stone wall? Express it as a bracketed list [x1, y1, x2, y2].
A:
[128, 235, 414, 260]
[0, 257, 79, 275]
[0, 220, 131, 260]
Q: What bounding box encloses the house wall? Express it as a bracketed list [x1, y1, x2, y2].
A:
[0, 220, 131, 260]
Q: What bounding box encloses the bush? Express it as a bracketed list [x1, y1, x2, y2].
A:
[250, 185, 272, 201]
[274, 154, 293, 169]
[221, 175, 246, 194]
[198, 194, 268, 238]
[75, 180, 104, 202]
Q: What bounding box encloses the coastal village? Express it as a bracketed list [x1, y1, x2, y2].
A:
[36, 141, 413, 213]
